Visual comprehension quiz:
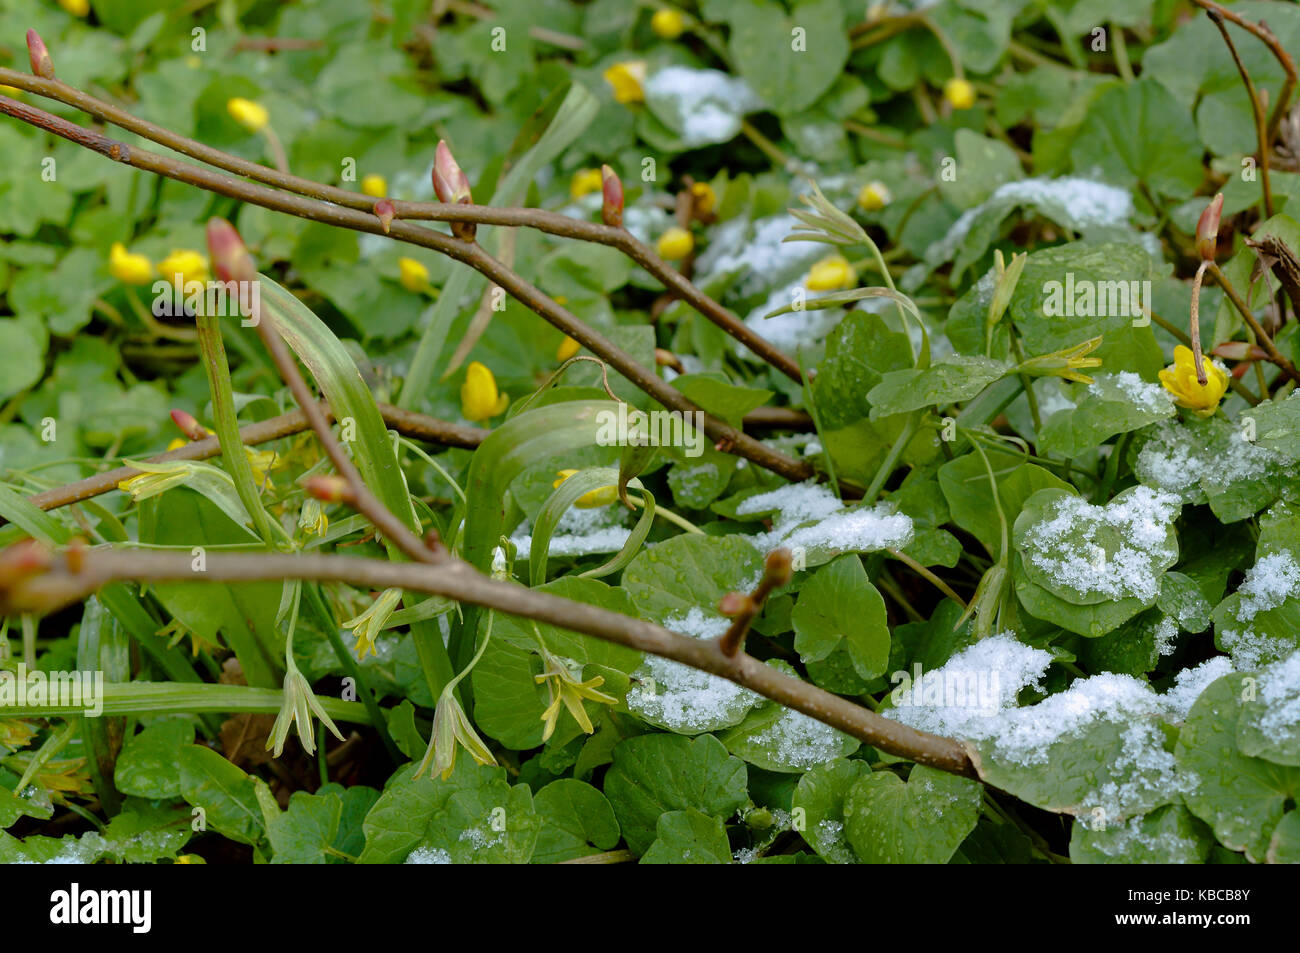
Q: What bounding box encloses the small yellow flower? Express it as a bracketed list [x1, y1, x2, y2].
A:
[157, 249, 209, 287]
[657, 226, 694, 261]
[109, 242, 153, 285]
[651, 8, 686, 39]
[227, 97, 269, 133]
[298, 497, 328, 537]
[117, 459, 199, 500]
[342, 588, 403, 659]
[603, 60, 647, 104]
[361, 174, 388, 198]
[690, 181, 716, 217]
[944, 78, 976, 110]
[535, 647, 617, 741]
[461, 361, 509, 421]
[0, 717, 36, 751]
[570, 168, 604, 200]
[1014, 335, 1103, 385]
[805, 254, 857, 292]
[157, 618, 219, 658]
[246, 447, 280, 489]
[397, 256, 430, 293]
[857, 181, 891, 211]
[415, 689, 497, 781]
[1159, 345, 1229, 416]
[166, 437, 188, 452]
[556, 335, 581, 362]
[58, 0, 90, 15]
[553, 469, 619, 508]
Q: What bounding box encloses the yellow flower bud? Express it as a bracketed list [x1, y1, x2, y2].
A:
[690, 181, 716, 217]
[603, 61, 647, 104]
[570, 168, 604, 200]
[651, 9, 686, 39]
[361, 174, 388, 198]
[657, 226, 694, 261]
[58, 0, 90, 16]
[857, 181, 891, 211]
[553, 470, 619, 508]
[157, 249, 209, 287]
[1158, 345, 1229, 416]
[944, 78, 976, 110]
[109, 242, 153, 285]
[461, 361, 509, 422]
[805, 254, 857, 292]
[557, 335, 581, 362]
[227, 97, 269, 133]
[397, 256, 430, 293]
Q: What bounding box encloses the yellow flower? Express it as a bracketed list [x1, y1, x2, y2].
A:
[657, 226, 694, 261]
[651, 8, 686, 39]
[298, 497, 328, 537]
[157, 249, 209, 287]
[58, 0, 90, 15]
[944, 78, 976, 110]
[267, 666, 344, 758]
[246, 447, 279, 489]
[1159, 345, 1229, 416]
[109, 242, 153, 285]
[805, 254, 857, 291]
[227, 97, 269, 133]
[342, 588, 403, 659]
[397, 256, 430, 293]
[535, 647, 617, 741]
[461, 361, 509, 421]
[556, 335, 581, 362]
[570, 168, 603, 200]
[553, 469, 619, 508]
[690, 181, 716, 217]
[1014, 335, 1103, 385]
[361, 174, 387, 198]
[857, 181, 891, 211]
[117, 459, 199, 500]
[603, 60, 647, 104]
[166, 437, 188, 452]
[415, 689, 497, 781]
[0, 717, 36, 751]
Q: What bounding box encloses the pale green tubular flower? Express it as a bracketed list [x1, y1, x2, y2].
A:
[342, 587, 403, 659]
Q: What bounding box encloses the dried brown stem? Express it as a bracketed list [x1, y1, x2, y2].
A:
[1208, 8, 1274, 217]
[0, 90, 814, 486]
[719, 548, 793, 657]
[1191, 0, 1297, 143]
[0, 544, 977, 779]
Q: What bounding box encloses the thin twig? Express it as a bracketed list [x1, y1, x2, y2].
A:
[1209, 261, 1300, 385]
[1191, 0, 1297, 143]
[718, 549, 792, 657]
[1208, 8, 1274, 217]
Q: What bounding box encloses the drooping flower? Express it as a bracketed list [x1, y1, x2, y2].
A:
[1014, 335, 1103, 385]
[397, 256, 430, 293]
[1159, 344, 1229, 416]
[227, 97, 269, 133]
[341, 587, 403, 659]
[109, 242, 153, 285]
[117, 459, 202, 501]
[553, 469, 618, 508]
[857, 181, 891, 211]
[461, 361, 509, 421]
[414, 689, 497, 781]
[603, 61, 647, 104]
[361, 174, 388, 198]
[656, 226, 694, 261]
[535, 647, 617, 741]
[267, 665, 344, 757]
[804, 254, 857, 292]
[944, 77, 975, 110]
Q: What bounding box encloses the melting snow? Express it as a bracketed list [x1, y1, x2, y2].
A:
[736, 482, 913, 556]
[644, 67, 763, 147]
[405, 846, 452, 864]
[748, 708, 851, 769]
[1136, 418, 1290, 499]
[510, 505, 632, 560]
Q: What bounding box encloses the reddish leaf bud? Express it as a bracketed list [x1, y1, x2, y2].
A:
[432, 140, 476, 242]
[600, 164, 624, 228]
[373, 199, 396, 234]
[27, 30, 54, 79]
[764, 547, 793, 586]
[170, 409, 207, 441]
[205, 218, 257, 285]
[305, 475, 354, 504]
[718, 591, 752, 617]
[1196, 193, 1223, 262]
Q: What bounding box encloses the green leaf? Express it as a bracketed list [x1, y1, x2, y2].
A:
[1069, 803, 1212, 864]
[359, 761, 504, 864]
[641, 809, 732, 864]
[725, 0, 849, 114]
[791, 758, 873, 863]
[1038, 373, 1175, 457]
[604, 734, 748, 855]
[791, 554, 889, 679]
[843, 766, 981, 864]
[268, 790, 343, 864]
[717, 695, 859, 773]
[866, 356, 1010, 418]
[178, 745, 265, 848]
[114, 718, 196, 800]
[623, 533, 764, 621]
[671, 374, 772, 429]
[939, 451, 1071, 560]
[532, 779, 621, 864]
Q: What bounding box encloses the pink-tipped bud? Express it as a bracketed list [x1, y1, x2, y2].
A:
[718, 591, 752, 617]
[205, 218, 257, 284]
[27, 30, 54, 79]
[600, 164, 624, 228]
[305, 475, 354, 504]
[1212, 341, 1268, 362]
[433, 140, 476, 243]
[373, 199, 396, 234]
[170, 409, 207, 441]
[764, 547, 793, 586]
[1197, 193, 1223, 262]
[0, 538, 53, 587]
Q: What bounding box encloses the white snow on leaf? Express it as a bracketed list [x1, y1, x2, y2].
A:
[1218, 551, 1300, 669]
[625, 608, 763, 732]
[1020, 486, 1180, 602]
[747, 708, 852, 770]
[695, 214, 825, 299]
[1259, 650, 1300, 748]
[1135, 418, 1291, 500]
[510, 505, 632, 560]
[1088, 371, 1174, 415]
[644, 67, 763, 147]
[736, 481, 914, 557]
[405, 846, 452, 864]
